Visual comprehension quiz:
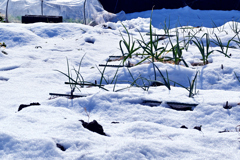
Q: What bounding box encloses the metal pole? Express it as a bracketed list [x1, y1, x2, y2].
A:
[84, 0, 86, 25]
[41, 0, 43, 15]
[5, 0, 10, 23]
[114, 0, 119, 13]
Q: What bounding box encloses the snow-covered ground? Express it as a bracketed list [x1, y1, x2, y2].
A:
[0, 7, 240, 159]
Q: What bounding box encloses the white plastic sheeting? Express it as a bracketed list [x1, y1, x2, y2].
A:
[0, 0, 126, 24]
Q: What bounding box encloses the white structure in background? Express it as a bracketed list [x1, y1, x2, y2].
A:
[0, 0, 126, 25]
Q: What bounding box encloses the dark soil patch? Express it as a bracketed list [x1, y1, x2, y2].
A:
[79, 120, 107, 136]
[18, 102, 40, 112]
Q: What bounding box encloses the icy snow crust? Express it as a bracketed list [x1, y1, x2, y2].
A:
[0, 7, 240, 159]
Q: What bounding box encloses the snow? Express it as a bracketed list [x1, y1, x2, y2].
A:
[0, 6, 240, 159]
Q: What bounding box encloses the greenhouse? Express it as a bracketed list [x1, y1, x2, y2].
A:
[0, 0, 125, 25]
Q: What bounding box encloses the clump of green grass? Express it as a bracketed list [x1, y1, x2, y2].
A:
[136, 10, 167, 80]
[191, 33, 213, 65]
[229, 20, 240, 34]
[171, 71, 199, 97]
[211, 33, 237, 58]
[136, 27, 167, 66]
[0, 42, 7, 55]
[56, 54, 112, 95]
[0, 42, 6, 48]
[234, 72, 240, 83]
[120, 67, 152, 91]
[0, 15, 3, 22]
[211, 19, 227, 34]
[55, 55, 87, 94]
[119, 9, 169, 82]
[151, 62, 171, 90]
[119, 22, 140, 65]
[165, 29, 189, 67]
[96, 60, 123, 92]
[57, 54, 153, 93]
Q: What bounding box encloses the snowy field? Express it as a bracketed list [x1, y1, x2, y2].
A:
[0, 7, 240, 159]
